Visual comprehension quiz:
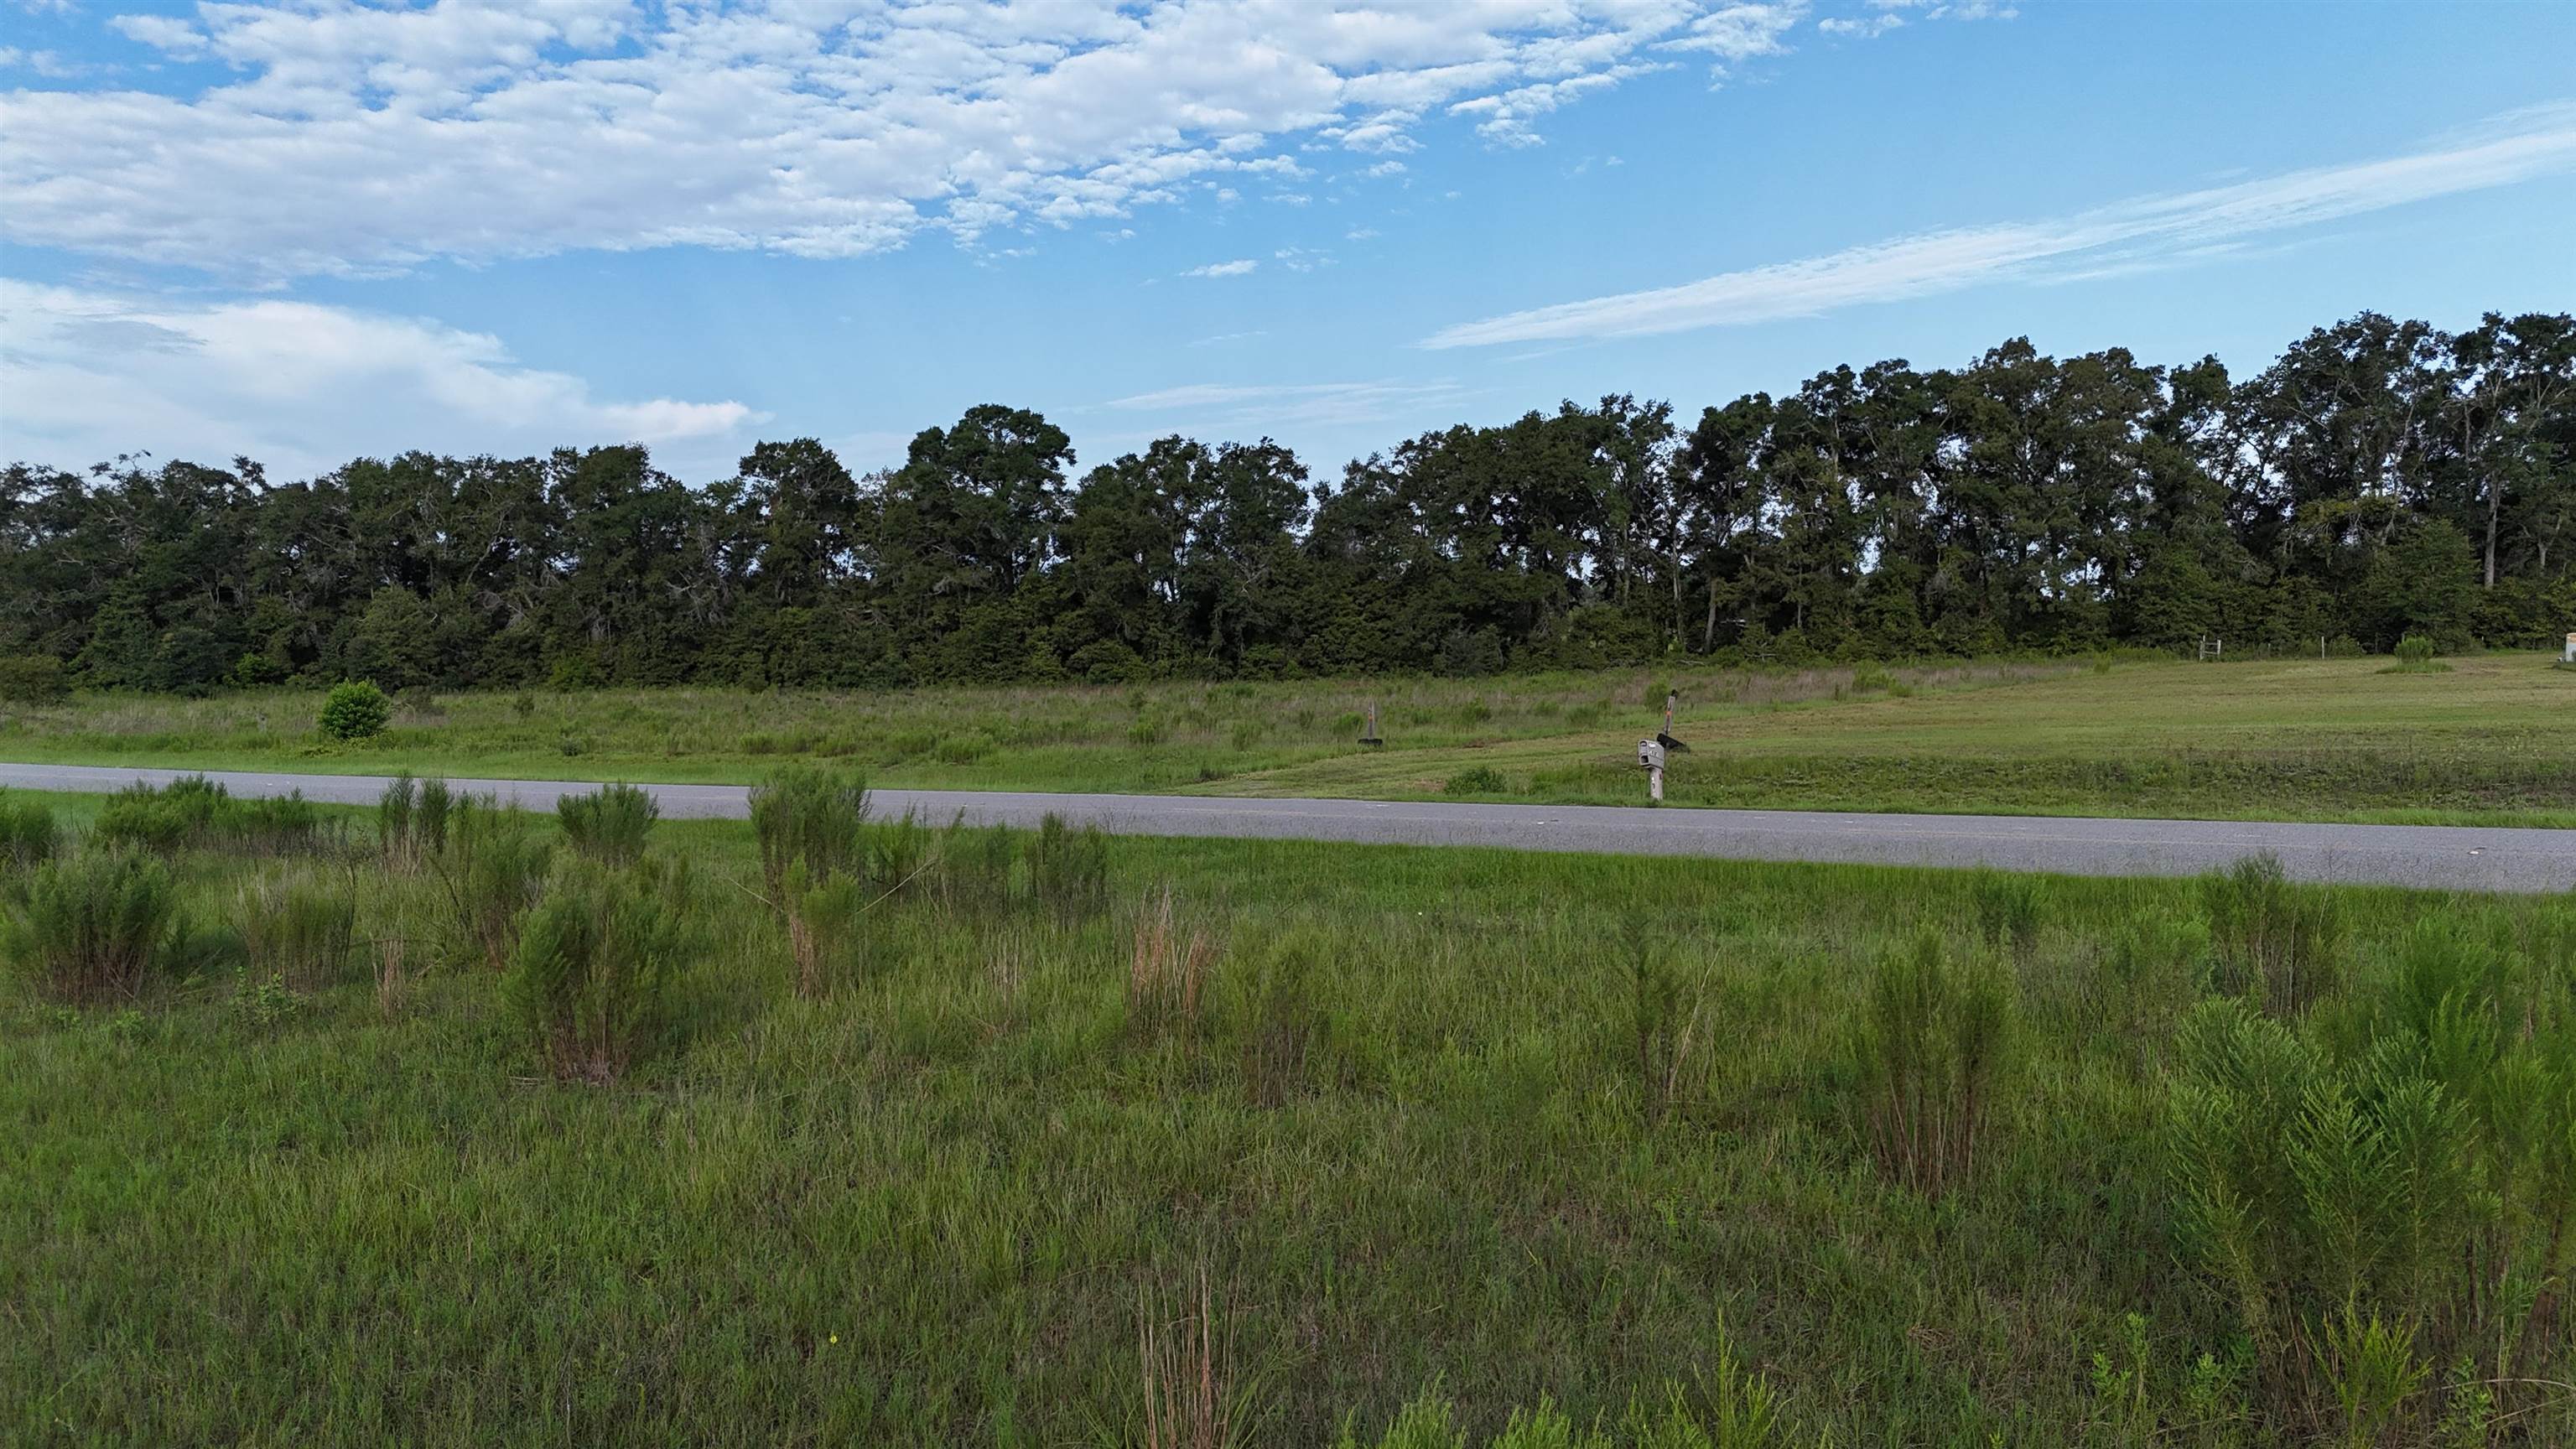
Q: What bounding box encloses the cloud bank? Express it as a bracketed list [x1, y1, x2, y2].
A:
[2, 0, 1810, 278]
[1421, 102, 2576, 347]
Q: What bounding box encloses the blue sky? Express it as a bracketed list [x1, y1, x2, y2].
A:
[3, 1, 2572, 484]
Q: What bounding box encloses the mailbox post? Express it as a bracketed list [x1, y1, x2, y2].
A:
[1637, 737, 1666, 804]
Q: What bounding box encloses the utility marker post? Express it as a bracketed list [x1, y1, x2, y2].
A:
[1637, 737, 1666, 804]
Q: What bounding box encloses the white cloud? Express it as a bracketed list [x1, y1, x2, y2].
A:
[1422, 102, 2576, 347]
[1104, 378, 1465, 428]
[1182, 258, 1259, 278]
[1, 1, 1798, 279]
[1817, 15, 1904, 39]
[0, 278, 761, 477]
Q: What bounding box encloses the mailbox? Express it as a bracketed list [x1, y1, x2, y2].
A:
[1637, 739, 1665, 771]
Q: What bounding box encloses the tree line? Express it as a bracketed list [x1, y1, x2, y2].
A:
[3, 309, 2570, 694]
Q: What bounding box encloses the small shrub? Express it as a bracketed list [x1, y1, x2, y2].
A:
[2202, 854, 2345, 1015]
[557, 734, 588, 757]
[505, 857, 696, 1082]
[1967, 869, 2044, 963]
[934, 819, 1015, 907]
[510, 692, 538, 720]
[866, 810, 932, 897]
[94, 776, 327, 856]
[392, 684, 442, 719]
[0, 653, 70, 704]
[377, 773, 453, 871]
[1443, 765, 1508, 796]
[785, 868, 885, 998]
[1129, 886, 1218, 1041]
[236, 871, 357, 990]
[1026, 813, 1109, 917]
[1125, 718, 1169, 748]
[1857, 931, 2012, 1197]
[556, 782, 659, 867]
[749, 766, 870, 905]
[0, 792, 60, 871]
[1849, 663, 1894, 694]
[317, 681, 392, 741]
[2, 847, 184, 1003]
[2382, 635, 2452, 674]
[438, 797, 553, 972]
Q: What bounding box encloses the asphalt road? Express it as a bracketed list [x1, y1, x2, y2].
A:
[3, 761, 2569, 893]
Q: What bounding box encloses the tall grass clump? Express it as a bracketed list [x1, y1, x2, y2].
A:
[2202, 854, 2346, 1015]
[504, 856, 697, 1082]
[557, 782, 659, 867]
[1135, 1266, 1255, 1449]
[2, 847, 184, 1003]
[0, 792, 59, 872]
[1236, 933, 1333, 1108]
[1628, 937, 1701, 1127]
[236, 870, 358, 990]
[1026, 812, 1110, 917]
[437, 797, 553, 972]
[377, 773, 453, 872]
[1130, 886, 1218, 1041]
[1855, 931, 2011, 1197]
[1337, 1362, 1785, 1447]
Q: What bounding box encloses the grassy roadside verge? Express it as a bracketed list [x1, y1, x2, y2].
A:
[4, 652, 2573, 826]
[4, 778, 2572, 1444]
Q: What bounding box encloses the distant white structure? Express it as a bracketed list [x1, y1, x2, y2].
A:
[2564, 631, 2574, 664]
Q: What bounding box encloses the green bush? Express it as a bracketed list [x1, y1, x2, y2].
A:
[2, 847, 184, 1002]
[2163, 981, 2572, 1438]
[556, 782, 659, 868]
[505, 857, 696, 1081]
[317, 681, 392, 741]
[0, 653, 70, 704]
[0, 792, 60, 872]
[748, 766, 870, 906]
[1443, 765, 1509, 796]
[93, 776, 328, 856]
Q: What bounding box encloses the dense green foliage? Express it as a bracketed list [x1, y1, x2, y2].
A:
[316, 680, 392, 740]
[5, 787, 2573, 1444]
[6, 313, 2569, 693]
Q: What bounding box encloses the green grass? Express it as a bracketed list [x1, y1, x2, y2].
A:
[6, 653, 2575, 826]
[4, 783, 2572, 1445]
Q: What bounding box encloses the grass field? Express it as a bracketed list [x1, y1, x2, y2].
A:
[4, 780, 2572, 1445]
[4, 653, 2573, 827]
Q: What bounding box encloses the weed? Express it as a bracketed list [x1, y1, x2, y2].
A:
[1857, 931, 2011, 1197]
[1136, 1265, 1252, 1449]
[94, 776, 330, 856]
[504, 856, 697, 1082]
[0, 792, 59, 871]
[2, 846, 184, 1003]
[1967, 869, 2044, 963]
[236, 870, 357, 990]
[1628, 937, 1699, 1127]
[1129, 886, 1218, 1040]
[1444, 766, 1509, 796]
[1238, 933, 1330, 1108]
[748, 765, 870, 905]
[557, 782, 660, 867]
[376, 773, 454, 872]
[1026, 812, 1109, 917]
[438, 797, 553, 972]
[2202, 854, 2345, 1015]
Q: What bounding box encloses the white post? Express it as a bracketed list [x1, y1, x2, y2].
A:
[1650, 761, 1665, 803]
[2563, 632, 2574, 664]
[1638, 738, 1666, 804]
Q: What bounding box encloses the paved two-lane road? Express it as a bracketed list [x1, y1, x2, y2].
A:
[3, 761, 2569, 893]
